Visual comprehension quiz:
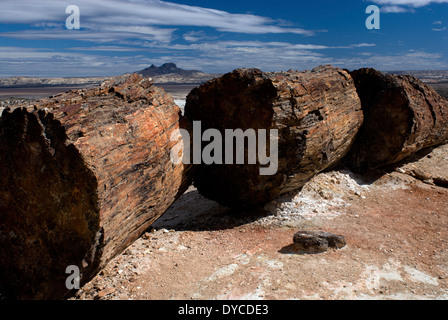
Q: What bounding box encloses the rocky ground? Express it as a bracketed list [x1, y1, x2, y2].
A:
[0, 98, 36, 108]
[64, 144, 448, 300]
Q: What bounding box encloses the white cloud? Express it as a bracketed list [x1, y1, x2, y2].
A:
[153, 40, 329, 60]
[68, 46, 147, 52]
[350, 43, 377, 48]
[0, 0, 314, 37]
[373, 0, 448, 13]
[336, 49, 448, 71]
[431, 20, 446, 31]
[381, 5, 411, 12]
[0, 1, 445, 76]
[372, 0, 448, 7]
[0, 27, 176, 44]
[0, 40, 373, 76]
[182, 31, 217, 42]
[0, 44, 445, 77]
[0, 46, 151, 77]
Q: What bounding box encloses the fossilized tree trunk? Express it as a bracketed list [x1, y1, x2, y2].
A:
[0, 74, 191, 299]
[184, 66, 363, 207]
[345, 68, 448, 172]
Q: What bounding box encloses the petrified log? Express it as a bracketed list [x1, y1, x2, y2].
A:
[184, 66, 363, 207]
[345, 68, 448, 172]
[0, 74, 191, 299]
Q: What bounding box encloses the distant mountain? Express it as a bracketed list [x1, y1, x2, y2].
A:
[136, 63, 220, 84]
[138, 63, 201, 77]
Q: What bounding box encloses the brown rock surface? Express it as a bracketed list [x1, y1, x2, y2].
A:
[185, 66, 363, 207]
[345, 68, 448, 172]
[0, 74, 191, 299]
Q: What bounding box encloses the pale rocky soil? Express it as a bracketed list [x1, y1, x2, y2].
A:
[70, 144, 448, 300]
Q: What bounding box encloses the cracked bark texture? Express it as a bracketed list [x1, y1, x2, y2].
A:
[185, 66, 363, 207]
[345, 68, 448, 172]
[0, 74, 191, 299]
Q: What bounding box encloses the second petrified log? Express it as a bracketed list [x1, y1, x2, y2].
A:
[0, 74, 191, 299]
[344, 68, 448, 172]
[185, 66, 363, 207]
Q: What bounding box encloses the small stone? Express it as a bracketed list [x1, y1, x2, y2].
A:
[97, 287, 115, 298]
[293, 230, 346, 254]
[293, 232, 328, 253]
[94, 283, 105, 291]
[413, 168, 432, 181]
[142, 232, 152, 239]
[82, 282, 94, 292]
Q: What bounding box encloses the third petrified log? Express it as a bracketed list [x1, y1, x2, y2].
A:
[185, 66, 363, 207]
[345, 68, 448, 172]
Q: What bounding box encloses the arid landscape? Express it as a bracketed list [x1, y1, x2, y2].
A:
[2, 0, 448, 309]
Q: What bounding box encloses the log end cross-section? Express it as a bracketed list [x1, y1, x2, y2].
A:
[0, 74, 191, 299]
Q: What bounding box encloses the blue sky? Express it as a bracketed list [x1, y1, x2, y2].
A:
[0, 0, 447, 77]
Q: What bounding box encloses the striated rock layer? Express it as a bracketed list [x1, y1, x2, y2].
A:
[345, 68, 448, 172]
[185, 66, 363, 207]
[0, 74, 191, 299]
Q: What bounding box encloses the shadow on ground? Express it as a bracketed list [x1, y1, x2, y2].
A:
[152, 187, 273, 232]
